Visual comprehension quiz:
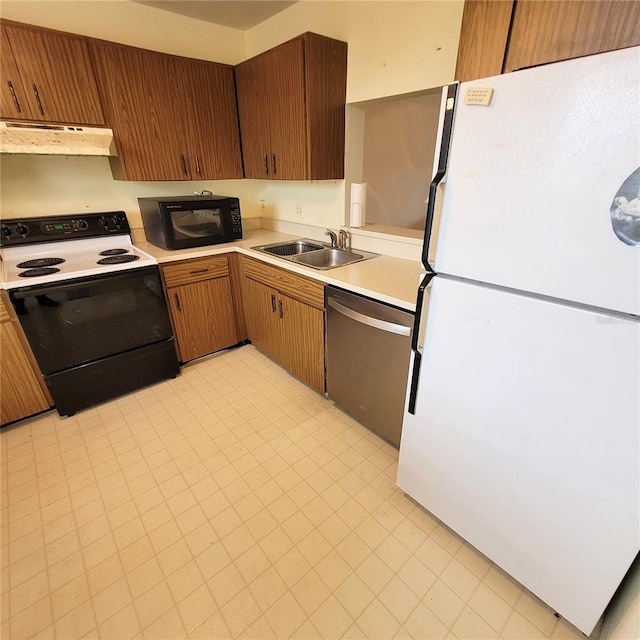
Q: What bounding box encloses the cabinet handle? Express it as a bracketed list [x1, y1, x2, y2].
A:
[271, 154, 277, 175]
[180, 154, 188, 176]
[189, 268, 209, 275]
[278, 299, 283, 318]
[7, 81, 22, 113]
[194, 155, 201, 176]
[264, 155, 269, 175]
[32, 84, 44, 116]
[174, 292, 181, 312]
[271, 294, 276, 313]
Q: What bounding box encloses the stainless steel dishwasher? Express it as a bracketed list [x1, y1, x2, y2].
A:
[325, 286, 414, 446]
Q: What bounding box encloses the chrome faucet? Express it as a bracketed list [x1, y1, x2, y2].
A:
[338, 229, 350, 250]
[325, 229, 338, 248]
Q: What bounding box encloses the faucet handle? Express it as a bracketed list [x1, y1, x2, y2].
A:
[338, 229, 350, 250]
[325, 229, 338, 248]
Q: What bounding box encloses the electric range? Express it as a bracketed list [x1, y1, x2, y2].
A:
[0, 212, 180, 418]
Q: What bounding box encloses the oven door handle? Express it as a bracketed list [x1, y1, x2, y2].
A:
[9, 266, 157, 300]
[11, 282, 84, 300]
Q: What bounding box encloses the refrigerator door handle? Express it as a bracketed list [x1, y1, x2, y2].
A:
[408, 272, 435, 414]
[421, 82, 458, 271]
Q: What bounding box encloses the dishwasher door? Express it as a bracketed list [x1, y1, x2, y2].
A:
[325, 286, 414, 446]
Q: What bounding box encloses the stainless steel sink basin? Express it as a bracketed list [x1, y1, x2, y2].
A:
[291, 248, 364, 269]
[256, 239, 325, 256]
[251, 238, 378, 270]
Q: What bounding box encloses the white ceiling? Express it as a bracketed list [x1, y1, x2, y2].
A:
[130, 0, 298, 30]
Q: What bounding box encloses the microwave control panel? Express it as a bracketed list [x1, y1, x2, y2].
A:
[231, 205, 242, 235]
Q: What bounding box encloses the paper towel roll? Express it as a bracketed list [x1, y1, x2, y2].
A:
[349, 183, 367, 227]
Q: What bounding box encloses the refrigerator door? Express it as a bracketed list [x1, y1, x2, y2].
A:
[397, 276, 640, 635]
[432, 46, 640, 316]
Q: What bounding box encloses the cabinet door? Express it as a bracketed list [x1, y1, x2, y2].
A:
[265, 38, 306, 180]
[279, 293, 325, 392]
[303, 33, 348, 180]
[4, 24, 104, 125]
[0, 306, 50, 425]
[454, 1, 514, 82]
[236, 34, 346, 181]
[504, 0, 640, 72]
[235, 54, 272, 179]
[168, 277, 238, 362]
[228, 253, 248, 342]
[1, 27, 33, 119]
[177, 58, 243, 180]
[91, 41, 187, 181]
[243, 277, 280, 359]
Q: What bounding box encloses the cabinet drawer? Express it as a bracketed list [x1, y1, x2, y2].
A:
[242, 256, 324, 309]
[162, 255, 229, 288]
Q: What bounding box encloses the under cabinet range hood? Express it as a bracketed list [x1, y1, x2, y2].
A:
[0, 121, 117, 156]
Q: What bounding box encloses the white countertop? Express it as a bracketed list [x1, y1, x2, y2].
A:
[135, 229, 423, 311]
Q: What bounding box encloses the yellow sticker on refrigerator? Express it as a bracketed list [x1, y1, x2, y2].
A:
[464, 87, 494, 106]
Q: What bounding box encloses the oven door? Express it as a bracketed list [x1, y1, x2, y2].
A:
[9, 266, 174, 374]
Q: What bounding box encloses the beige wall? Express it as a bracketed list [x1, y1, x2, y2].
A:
[247, 1, 463, 103]
[244, 0, 463, 228]
[0, 0, 246, 64]
[0, 0, 464, 231]
[0, 155, 263, 229]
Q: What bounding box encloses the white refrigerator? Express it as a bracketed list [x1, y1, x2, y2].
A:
[397, 46, 640, 636]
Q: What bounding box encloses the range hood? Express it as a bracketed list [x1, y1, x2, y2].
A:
[0, 121, 117, 156]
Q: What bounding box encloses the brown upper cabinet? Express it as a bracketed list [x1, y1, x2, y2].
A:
[235, 32, 348, 181]
[454, 1, 514, 82]
[0, 22, 105, 125]
[91, 40, 243, 181]
[455, 0, 640, 82]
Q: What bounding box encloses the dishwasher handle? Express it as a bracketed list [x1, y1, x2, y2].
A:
[327, 298, 411, 336]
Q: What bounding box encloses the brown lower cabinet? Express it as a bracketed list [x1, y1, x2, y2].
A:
[162, 255, 239, 363]
[241, 256, 325, 393]
[1, 291, 51, 425]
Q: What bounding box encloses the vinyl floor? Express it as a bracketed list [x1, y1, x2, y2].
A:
[1, 345, 586, 639]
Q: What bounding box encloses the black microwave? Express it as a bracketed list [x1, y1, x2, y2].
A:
[138, 195, 243, 250]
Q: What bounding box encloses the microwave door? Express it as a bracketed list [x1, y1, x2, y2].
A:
[171, 209, 223, 239]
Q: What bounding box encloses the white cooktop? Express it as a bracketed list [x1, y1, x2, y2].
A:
[1, 235, 157, 289]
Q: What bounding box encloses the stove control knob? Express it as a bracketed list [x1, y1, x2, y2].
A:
[76, 219, 89, 231]
[1, 225, 12, 238]
[15, 224, 29, 236]
[99, 216, 109, 228]
[111, 215, 122, 228]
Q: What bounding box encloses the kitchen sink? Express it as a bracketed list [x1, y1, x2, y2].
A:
[257, 239, 325, 256]
[291, 248, 364, 269]
[252, 239, 378, 270]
